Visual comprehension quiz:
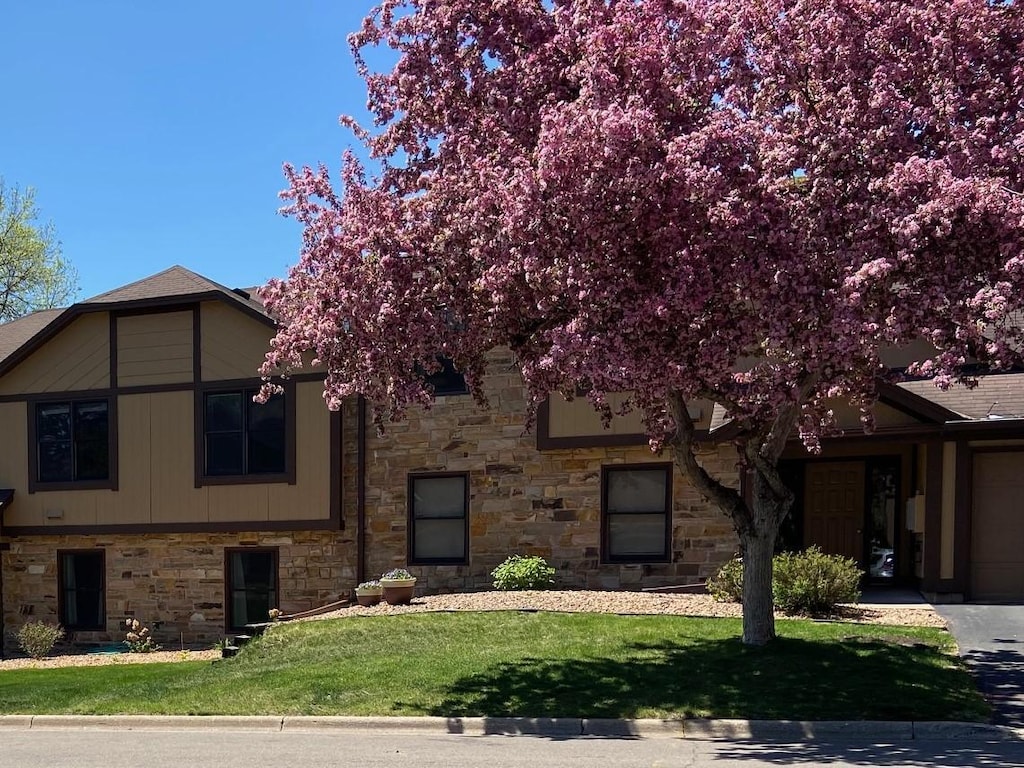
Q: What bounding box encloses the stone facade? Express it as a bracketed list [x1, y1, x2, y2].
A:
[2, 530, 355, 651]
[2, 350, 743, 651]
[352, 348, 741, 593]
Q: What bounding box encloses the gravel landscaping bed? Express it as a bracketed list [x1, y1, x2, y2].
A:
[309, 589, 947, 628]
[0, 590, 944, 671]
[0, 648, 220, 671]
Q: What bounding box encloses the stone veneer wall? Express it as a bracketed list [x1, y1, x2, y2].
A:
[2, 530, 355, 651]
[354, 348, 741, 592]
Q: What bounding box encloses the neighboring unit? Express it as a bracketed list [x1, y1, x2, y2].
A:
[0, 267, 348, 649]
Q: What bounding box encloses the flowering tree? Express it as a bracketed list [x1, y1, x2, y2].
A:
[261, 0, 1024, 645]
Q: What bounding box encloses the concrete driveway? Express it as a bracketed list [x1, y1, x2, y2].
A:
[935, 604, 1024, 726]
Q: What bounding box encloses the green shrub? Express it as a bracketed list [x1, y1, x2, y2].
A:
[772, 546, 862, 615]
[17, 621, 64, 659]
[707, 556, 744, 603]
[707, 547, 863, 616]
[491, 555, 555, 591]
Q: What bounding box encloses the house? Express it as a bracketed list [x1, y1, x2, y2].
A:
[1, 266, 1023, 651]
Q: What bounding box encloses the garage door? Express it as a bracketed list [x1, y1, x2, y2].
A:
[971, 452, 1024, 601]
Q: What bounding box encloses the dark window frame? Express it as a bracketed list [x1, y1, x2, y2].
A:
[28, 395, 118, 493]
[224, 547, 279, 632]
[57, 549, 106, 632]
[417, 356, 469, 397]
[196, 380, 296, 487]
[601, 463, 673, 564]
[408, 472, 470, 565]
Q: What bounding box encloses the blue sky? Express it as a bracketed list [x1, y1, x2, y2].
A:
[3, 2, 385, 299]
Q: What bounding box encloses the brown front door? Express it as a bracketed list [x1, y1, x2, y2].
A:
[804, 461, 865, 564]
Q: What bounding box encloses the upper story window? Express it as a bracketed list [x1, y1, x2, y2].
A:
[33, 399, 112, 489]
[602, 464, 673, 564]
[203, 389, 287, 480]
[419, 357, 468, 396]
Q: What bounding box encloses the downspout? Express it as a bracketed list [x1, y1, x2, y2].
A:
[0, 542, 5, 660]
[0, 493, 11, 661]
[356, 395, 367, 585]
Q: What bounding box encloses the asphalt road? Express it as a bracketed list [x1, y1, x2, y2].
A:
[935, 604, 1024, 726]
[4, 730, 1024, 768]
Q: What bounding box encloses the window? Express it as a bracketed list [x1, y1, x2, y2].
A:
[58, 550, 105, 631]
[409, 473, 468, 564]
[35, 400, 110, 484]
[418, 357, 468, 396]
[226, 549, 278, 631]
[203, 389, 286, 478]
[602, 464, 672, 563]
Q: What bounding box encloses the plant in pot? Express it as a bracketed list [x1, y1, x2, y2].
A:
[380, 568, 417, 606]
[354, 579, 383, 607]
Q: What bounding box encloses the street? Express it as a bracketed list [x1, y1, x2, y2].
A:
[3, 729, 1024, 768]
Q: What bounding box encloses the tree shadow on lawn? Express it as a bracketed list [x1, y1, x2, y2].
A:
[400, 635, 985, 722]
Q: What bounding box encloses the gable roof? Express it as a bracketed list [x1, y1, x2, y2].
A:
[0, 308, 64, 365]
[0, 265, 274, 376]
[84, 265, 267, 315]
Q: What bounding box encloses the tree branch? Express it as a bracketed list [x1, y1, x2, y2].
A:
[666, 389, 750, 536]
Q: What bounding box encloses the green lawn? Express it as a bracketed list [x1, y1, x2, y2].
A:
[0, 612, 988, 721]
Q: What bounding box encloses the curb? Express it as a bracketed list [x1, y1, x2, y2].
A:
[1, 715, 1021, 740]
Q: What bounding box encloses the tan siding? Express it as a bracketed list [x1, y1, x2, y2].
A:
[269, 381, 332, 521]
[548, 393, 643, 438]
[7, 490, 101, 528]
[100, 394, 152, 525]
[941, 442, 957, 579]
[200, 301, 273, 381]
[548, 393, 711, 439]
[826, 400, 921, 430]
[0, 402, 29, 519]
[116, 311, 193, 387]
[149, 390, 209, 523]
[0, 313, 110, 395]
[2, 383, 334, 530]
[208, 485, 270, 523]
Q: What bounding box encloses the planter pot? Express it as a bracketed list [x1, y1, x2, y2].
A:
[380, 578, 417, 606]
[355, 590, 382, 607]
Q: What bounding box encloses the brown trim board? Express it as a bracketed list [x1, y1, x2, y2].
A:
[951, 439, 971, 596]
[922, 441, 943, 592]
[6, 516, 341, 537]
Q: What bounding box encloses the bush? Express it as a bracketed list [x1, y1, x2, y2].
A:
[772, 546, 862, 615]
[124, 617, 161, 653]
[17, 621, 64, 659]
[707, 547, 863, 616]
[707, 556, 744, 603]
[491, 555, 555, 591]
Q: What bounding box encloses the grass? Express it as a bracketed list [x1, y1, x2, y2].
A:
[0, 612, 989, 721]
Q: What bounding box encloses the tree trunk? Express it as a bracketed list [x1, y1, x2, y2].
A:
[663, 389, 801, 646]
[740, 527, 778, 646]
